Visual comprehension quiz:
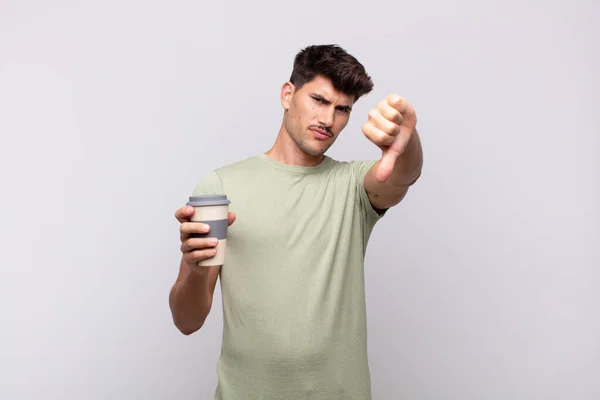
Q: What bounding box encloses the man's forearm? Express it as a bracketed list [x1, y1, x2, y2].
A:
[364, 129, 423, 210]
[388, 129, 423, 188]
[169, 263, 212, 335]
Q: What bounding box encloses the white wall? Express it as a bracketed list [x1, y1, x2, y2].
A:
[1, 1, 598, 399]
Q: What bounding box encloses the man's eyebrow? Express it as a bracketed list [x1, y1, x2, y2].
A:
[310, 93, 352, 111]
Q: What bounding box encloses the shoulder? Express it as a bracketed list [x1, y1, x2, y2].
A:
[326, 157, 378, 180]
[327, 157, 386, 221]
[192, 154, 264, 195]
[214, 155, 264, 174]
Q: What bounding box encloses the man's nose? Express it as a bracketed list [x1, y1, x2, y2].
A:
[317, 106, 335, 127]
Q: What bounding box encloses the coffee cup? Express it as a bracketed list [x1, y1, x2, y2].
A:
[186, 194, 231, 267]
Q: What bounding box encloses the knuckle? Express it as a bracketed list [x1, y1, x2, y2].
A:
[193, 249, 216, 260]
[385, 110, 401, 126]
[398, 99, 408, 112]
[180, 241, 186, 252]
[383, 122, 395, 135]
[370, 131, 382, 143]
[195, 238, 211, 250]
[186, 239, 198, 250]
[378, 131, 390, 143]
[362, 122, 371, 136]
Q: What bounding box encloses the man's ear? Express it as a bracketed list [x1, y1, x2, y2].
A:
[281, 81, 294, 110]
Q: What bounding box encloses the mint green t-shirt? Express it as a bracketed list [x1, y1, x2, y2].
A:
[192, 153, 386, 400]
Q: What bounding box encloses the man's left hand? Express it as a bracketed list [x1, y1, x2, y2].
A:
[362, 94, 417, 183]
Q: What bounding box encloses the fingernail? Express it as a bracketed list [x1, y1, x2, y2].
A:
[202, 224, 210, 231]
[210, 238, 218, 245]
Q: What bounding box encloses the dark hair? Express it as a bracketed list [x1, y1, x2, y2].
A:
[289, 44, 374, 102]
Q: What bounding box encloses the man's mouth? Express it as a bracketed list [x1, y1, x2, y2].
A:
[309, 127, 332, 138]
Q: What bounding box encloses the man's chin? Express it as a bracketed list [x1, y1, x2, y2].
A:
[295, 136, 332, 157]
[303, 145, 328, 157]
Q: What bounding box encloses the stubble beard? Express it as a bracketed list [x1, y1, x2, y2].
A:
[294, 132, 326, 157]
[285, 119, 331, 157]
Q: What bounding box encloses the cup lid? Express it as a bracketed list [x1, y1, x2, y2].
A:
[186, 194, 230, 206]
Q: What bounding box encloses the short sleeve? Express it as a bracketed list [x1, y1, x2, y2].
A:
[192, 170, 224, 196]
[349, 160, 387, 227]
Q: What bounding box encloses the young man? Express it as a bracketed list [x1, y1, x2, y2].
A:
[169, 44, 423, 399]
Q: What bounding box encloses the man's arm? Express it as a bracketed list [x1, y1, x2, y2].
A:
[169, 262, 220, 335]
[169, 205, 236, 335]
[362, 94, 423, 210]
[364, 129, 423, 210]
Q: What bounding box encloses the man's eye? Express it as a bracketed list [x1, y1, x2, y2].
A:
[314, 97, 324, 103]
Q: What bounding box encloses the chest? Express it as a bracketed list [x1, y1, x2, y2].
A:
[225, 174, 360, 255]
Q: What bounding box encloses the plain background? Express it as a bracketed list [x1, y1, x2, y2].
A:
[1, 1, 598, 399]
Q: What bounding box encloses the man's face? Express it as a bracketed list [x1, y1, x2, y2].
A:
[281, 75, 354, 157]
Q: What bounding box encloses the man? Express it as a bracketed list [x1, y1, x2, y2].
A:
[169, 44, 423, 399]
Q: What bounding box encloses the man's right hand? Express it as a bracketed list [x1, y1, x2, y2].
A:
[175, 206, 236, 273]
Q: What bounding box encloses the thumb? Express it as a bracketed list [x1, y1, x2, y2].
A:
[376, 150, 400, 183]
[175, 206, 194, 223]
[228, 212, 237, 226]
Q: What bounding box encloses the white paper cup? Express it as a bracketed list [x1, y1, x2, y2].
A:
[186, 194, 230, 267]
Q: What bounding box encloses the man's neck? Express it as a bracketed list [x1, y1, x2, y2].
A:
[265, 125, 325, 167]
